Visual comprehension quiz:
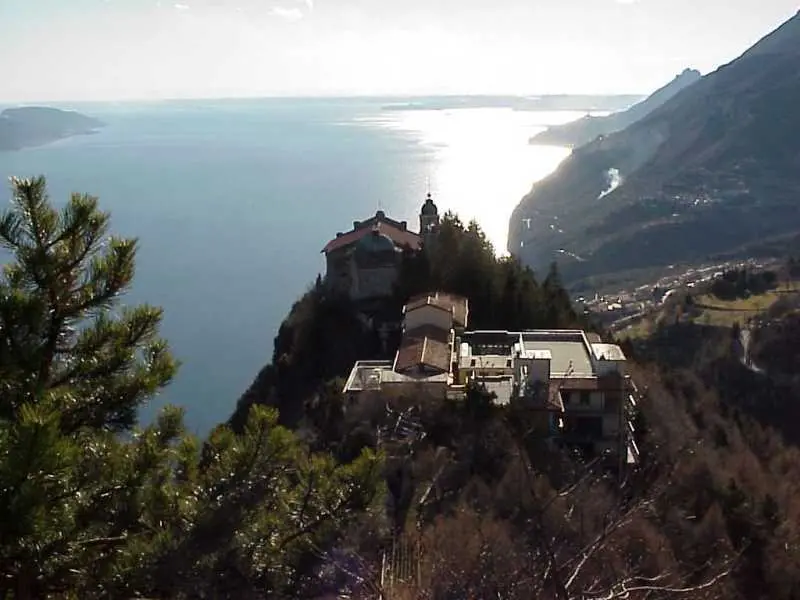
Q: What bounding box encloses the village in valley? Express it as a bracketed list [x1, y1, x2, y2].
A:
[578, 256, 798, 335]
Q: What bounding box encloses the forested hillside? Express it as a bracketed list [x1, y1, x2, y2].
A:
[0, 177, 380, 599]
[3, 177, 800, 599]
[510, 11, 800, 287]
[229, 212, 582, 431]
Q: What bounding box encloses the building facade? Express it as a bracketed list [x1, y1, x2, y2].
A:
[343, 291, 468, 399]
[457, 329, 638, 464]
[321, 195, 440, 302]
[338, 282, 638, 467]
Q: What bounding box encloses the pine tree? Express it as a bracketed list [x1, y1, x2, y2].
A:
[542, 262, 577, 328]
[0, 175, 177, 431]
[0, 177, 383, 599]
[0, 175, 182, 597]
[122, 404, 382, 599]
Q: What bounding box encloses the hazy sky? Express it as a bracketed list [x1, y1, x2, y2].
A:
[1, 0, 797, 101]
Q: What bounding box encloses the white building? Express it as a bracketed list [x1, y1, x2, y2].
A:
[457, 329, 638, 464]
[342, 297, 639, 466]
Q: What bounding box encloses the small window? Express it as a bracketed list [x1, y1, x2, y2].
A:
[580, 391, 591, 406]
[506, 359, 512, 368]
[470, 359, 476, 367]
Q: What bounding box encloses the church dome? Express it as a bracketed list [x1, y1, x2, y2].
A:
[421, 193, 438, 216]
[354, 227, 397, 263]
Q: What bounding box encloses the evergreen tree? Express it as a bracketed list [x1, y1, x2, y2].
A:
[0, 177, 382, 599]
[0, 176, 182, 597]
[542, 261, 576, 327]
[0, 176, 176, 431]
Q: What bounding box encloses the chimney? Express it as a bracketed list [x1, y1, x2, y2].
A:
[353, 221, 360, 229]
[400, 221, 407, 230]
[336, 232, 343, 238]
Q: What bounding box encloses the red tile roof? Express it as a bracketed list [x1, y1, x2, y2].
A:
[404, 323, 451, 344]
[394, 336, 451, 374]
[322, 220, 422, 254]
[438, 293, 469, 328]
[405, 296, 452, 314]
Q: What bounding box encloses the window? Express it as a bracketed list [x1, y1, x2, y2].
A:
[580, 391, 591, 406]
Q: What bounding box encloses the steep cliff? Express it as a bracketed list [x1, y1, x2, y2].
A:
[510, 12, 800, 288]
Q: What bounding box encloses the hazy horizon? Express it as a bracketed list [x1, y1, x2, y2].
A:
[1, 0, 798, 103]
[1, 92, 647, 109]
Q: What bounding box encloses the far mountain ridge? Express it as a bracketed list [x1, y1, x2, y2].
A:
[529, 68, 702, 148]
[381, 93, 645, 113]
[509, 11, 800, 289]
[0, 106, 105, 151]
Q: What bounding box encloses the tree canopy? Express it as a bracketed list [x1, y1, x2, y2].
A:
[5, 176, 800, 599]
[397, 211, 582, 331]
[0, 177, 382, 599]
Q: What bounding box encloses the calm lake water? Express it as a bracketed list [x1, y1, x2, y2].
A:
[0, 97, 579, 434]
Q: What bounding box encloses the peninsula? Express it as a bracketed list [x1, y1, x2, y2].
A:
[0, 106, 105, 151]
[530, 68, 702, 148]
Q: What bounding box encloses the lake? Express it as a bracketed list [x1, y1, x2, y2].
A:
[0, 97, 580, 433]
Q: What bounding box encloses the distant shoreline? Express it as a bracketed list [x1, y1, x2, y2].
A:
[0, 94, 645, 115]
[0, 106, 105, 152]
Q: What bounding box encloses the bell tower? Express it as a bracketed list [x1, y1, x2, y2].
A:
[419, 192, 439, 246]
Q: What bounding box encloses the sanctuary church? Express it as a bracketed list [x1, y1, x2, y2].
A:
[321, 194, 440, 301]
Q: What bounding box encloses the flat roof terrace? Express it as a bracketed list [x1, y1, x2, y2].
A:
[462, 330, 596, 378]
[521, 339, 593, 376]
[343, 360, 394, 393]
[343, 360, 452, 393]
[519, 331, 594, 377]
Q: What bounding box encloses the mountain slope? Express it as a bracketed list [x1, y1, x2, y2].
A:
[509, 12, 800, 288]
[0, 107, 104, 151]
[530, 69, 702, 148]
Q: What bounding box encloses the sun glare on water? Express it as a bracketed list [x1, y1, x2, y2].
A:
[361, 107, 577, 255]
